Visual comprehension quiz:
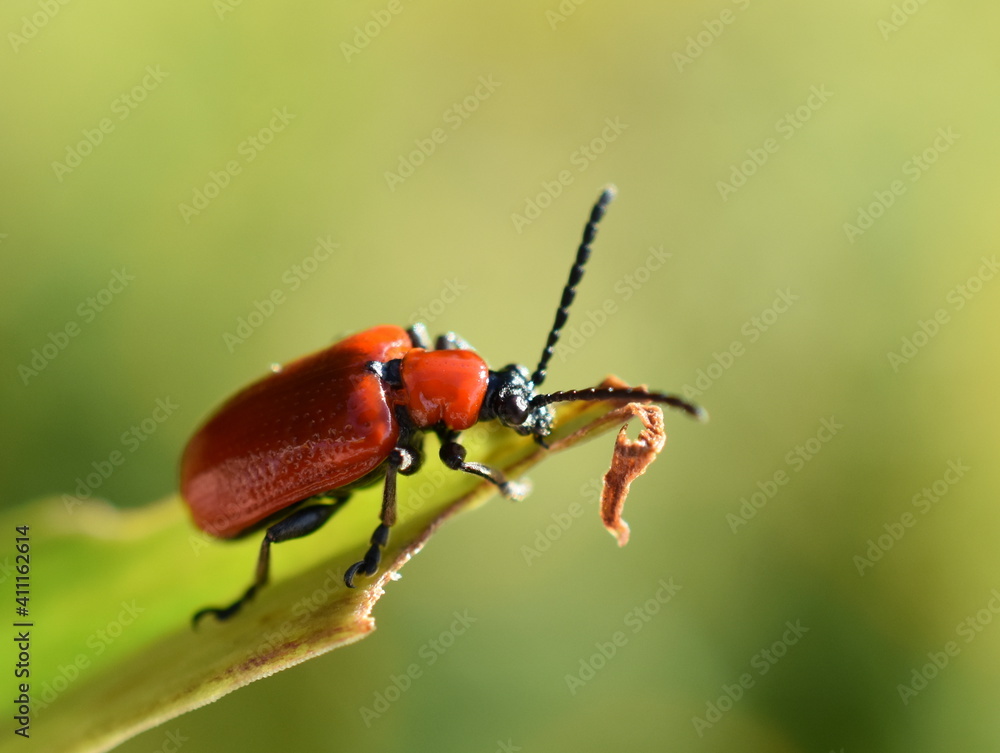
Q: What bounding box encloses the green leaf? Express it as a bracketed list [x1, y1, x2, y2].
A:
[6, 392, 673, 753]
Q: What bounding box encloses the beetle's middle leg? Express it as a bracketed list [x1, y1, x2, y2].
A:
[345, 445, 421, 588]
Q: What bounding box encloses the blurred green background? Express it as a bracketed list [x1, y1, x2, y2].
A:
[3, 0, 999, 751]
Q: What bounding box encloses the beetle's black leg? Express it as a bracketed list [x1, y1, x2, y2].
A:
[407, 324, 474, 352]
[345, 445, 420, 588]
[434, 331, 475, 351]
[193, 497, 348, 626]
[406, 323, 433, 349]
[438, 431, 530, 500]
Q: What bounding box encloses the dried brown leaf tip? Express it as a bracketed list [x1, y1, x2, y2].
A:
[544, 375, 684, 547]
[599, 402, 667, 547]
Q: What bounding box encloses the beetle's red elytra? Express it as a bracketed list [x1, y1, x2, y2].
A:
[182, 325, 411, 540]
[181, 186, 706, 624]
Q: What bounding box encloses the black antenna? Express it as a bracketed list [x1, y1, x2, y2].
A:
[532, 386, 708, 422]
[531, 185, 617, 387]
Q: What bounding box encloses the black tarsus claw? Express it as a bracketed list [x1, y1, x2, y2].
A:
[344, 560, 365, 589]
[192, 602, 239, 627]
[191, 583, 259, 626]
[344, 523, 391, 588]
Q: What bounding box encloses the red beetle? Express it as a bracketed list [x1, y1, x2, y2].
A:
[182, 187, 706, 623]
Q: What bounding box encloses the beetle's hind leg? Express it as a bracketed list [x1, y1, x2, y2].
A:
[345, 445, 421, 588]
[193, 496, 349, 626]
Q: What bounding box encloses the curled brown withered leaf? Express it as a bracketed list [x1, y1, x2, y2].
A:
[544, 376, 668, 546]
[598, 403, 666, 546]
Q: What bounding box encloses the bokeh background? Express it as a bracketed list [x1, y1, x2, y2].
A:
[3, 1, 1000, 751]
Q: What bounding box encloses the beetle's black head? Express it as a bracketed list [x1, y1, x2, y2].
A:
[480, 364, 555, 438]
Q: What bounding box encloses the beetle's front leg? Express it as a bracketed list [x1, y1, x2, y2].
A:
[437, 431, 530, 500]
